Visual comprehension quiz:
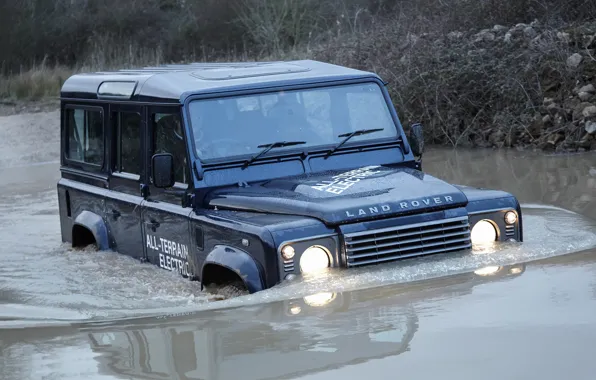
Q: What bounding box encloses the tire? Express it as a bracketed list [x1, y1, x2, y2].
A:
[206, 281, 249, 300]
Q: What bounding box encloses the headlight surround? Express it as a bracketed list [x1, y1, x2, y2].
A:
[299, 245, 331, 273]
[470, 219, 498, 245]
[278, 235, 338, 277]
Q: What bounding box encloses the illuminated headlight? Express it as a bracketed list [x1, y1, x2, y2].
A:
[299, 246, 331, 273]
[471, 220, 497, 245]
[504, 211, 517, 225]
[281, 245, 295, 260]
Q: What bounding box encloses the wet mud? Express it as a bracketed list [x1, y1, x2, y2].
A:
[0, 110, 595, 379]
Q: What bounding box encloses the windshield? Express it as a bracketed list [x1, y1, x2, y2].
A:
[188, 82, 398, 160]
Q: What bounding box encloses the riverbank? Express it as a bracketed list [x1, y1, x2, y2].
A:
[1, 19, 595, 152]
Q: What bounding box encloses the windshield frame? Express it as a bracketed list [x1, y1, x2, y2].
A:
[182, 77, 408, 165]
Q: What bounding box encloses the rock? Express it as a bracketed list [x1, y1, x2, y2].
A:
[543, 97, 555, 105]
[524, 26, 537, 39]
[493, 25, 508, 33]
[579, 84, 595, 93]
[447, 31, 464, 40]
[567, 53, 583, 68]
[573, 102, 594, 120]
[547, 132, 565, 145]
[546, 102, 558, 112]
[579, 92, 593, 101]
[586, 121, 596, 134]
[474, 30, 495, 42]
[511, 23, 528, 33]
[557, 32, 571, 43]
[583, 105, 596, 118]
[542, 114, 553, 126]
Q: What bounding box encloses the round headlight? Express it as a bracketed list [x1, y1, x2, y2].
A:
[504, 211, 517, 225]
[471, 220, 497, 245]
[281, 245, 295, 260]
[299, 246, 330, 273]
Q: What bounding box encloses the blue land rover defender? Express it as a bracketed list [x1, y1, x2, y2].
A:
[57, 60, 523, 295]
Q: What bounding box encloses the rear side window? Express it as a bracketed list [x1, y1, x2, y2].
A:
[65, 108, 104, 166]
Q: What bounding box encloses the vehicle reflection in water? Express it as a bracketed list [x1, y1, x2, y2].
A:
[83, 263, 526, 380]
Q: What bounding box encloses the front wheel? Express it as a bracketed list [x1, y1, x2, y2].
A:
[205, 280, 249, 300]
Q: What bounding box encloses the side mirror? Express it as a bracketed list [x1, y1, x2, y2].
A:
[152, 153, 175, 188]
[409, 123, 424, 157]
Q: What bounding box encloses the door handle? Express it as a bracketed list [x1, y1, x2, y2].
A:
[110, 209, 121, 219]
[146, 220, 160, 231]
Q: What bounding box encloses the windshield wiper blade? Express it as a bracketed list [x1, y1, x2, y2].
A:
[324, 128, 384, 158]
[242, 140, 306, 168]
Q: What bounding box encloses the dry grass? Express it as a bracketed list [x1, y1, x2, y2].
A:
[0, 63, 73, 101]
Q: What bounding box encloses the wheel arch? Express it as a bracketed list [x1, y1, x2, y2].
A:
[72, 210, 110, 250]
[201, 245, 265, 294]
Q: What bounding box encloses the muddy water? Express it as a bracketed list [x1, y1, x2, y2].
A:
[0, 110, 595, 379]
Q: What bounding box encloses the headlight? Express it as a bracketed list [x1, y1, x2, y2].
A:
[281, 245, 295, 260]
[504, 211, 517, 225]
[471, 220, 497, 245]
[299, 246, 330, 273]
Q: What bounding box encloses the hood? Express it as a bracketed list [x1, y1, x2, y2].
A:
[205, 165, 469, 225]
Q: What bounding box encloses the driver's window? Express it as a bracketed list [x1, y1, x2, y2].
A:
[152, 111, 189, 185]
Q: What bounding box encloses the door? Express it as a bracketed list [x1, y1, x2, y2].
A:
[141, 106, 194, 277]
[104, 104, 146, 261]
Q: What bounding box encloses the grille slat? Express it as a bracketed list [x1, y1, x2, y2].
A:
[346, 223, 470, 245]
[348, 230, 470, 253]
[344, 215, 471, 267]
[283, 260, 295, 273]
[347, 243, 472, 267]
[505, 225, 515, 238]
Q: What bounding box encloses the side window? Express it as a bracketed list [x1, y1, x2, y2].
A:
[152, 112, 188, 185]
[65, 107, 104, 166]
[113, 112, 141, 176]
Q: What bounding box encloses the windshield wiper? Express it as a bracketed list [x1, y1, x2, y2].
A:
[324, 128, 384, 158]
[242, 140, 306, 168]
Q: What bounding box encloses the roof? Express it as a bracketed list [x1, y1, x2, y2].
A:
[60, 60, 382, 103]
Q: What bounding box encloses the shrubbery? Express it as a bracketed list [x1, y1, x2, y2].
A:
[2, 0, 596, 149]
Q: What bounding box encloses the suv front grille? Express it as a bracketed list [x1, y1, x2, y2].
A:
[343, 216, 471, 267]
